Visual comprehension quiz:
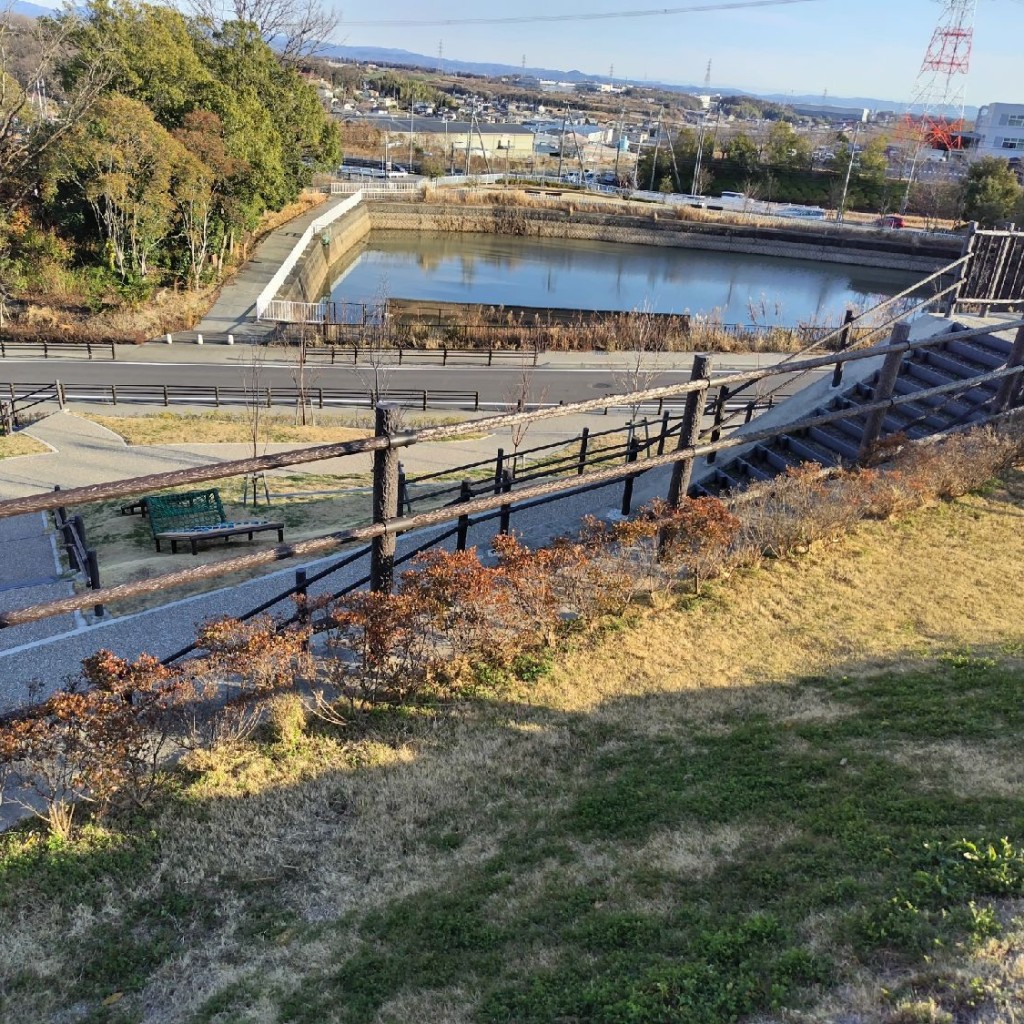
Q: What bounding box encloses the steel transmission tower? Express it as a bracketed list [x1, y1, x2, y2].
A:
[898, 0, 977, 210]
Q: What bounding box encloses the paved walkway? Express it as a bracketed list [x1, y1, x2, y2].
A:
[0, 511, 80, 649]
[187, 195, 355, 343]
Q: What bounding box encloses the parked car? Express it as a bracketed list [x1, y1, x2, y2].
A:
[877, 214, 906, 229]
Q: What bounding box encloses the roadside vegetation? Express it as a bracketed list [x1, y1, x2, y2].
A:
[2, 424, 1023, 1022]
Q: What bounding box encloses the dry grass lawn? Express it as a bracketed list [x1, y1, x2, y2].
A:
[86, 411, 372, 447]
[2, 473, 1024, 1023]
[0, 434, 49, 459]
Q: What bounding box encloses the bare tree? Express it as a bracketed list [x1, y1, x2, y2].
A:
[291, 322, 320, 426]
[242, 342, 271, 505]
[613, 305, 665, 427]
[189, 0, 339, 60]
[504, 360, 546, 474]
[0, 7, 112, 213]
[352, 275, 397, 410]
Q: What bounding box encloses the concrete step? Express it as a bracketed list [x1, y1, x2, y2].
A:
[924, 349, 993, 380]
[736, 458, 771, 483]
[809, 425, 861, 461]
[946, 339, 1007, 370]
[783, 433, 840, 467]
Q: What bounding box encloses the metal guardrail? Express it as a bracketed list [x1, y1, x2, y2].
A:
[2, 381, 482, 413]
[0, 340, 117, 360]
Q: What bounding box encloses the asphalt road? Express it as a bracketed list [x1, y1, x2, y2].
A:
[0, 357, 820, 409]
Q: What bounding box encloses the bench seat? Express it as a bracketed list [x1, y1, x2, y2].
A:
[155, 520, 285, 555]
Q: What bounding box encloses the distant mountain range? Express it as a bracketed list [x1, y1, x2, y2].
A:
[11, 6, 974, 116]
[317, 43, 922, 112]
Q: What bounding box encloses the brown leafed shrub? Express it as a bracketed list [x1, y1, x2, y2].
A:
[0, 652, 194, 837]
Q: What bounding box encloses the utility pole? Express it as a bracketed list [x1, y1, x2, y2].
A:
[837, 122, 861, 224]
[648, 107, 664, 192]
[613, 105, 626, 182]
[556, 103, 569, 181]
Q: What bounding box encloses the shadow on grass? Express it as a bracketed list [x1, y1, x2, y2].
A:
[5, 639, 1024, 1023]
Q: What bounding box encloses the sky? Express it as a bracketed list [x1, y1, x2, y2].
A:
[26, 0, 1024, 104]
[324, 0, 1021, 104]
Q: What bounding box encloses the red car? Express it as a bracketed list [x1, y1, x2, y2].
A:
[878, 214, 906, 229]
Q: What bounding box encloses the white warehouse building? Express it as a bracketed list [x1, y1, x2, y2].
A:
[971, 103, 1024, 158]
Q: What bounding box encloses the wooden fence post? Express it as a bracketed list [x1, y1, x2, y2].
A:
[858, 321, 912, 460]
[370, 403, 401, 594]
[946, 222, 977, 318]
[993, 324, 1024, 414]
[667, 353, 713, 506]
[831, 308, 856, 388]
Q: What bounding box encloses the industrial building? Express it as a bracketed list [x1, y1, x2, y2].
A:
[341, 114, 535, 160]
[968, 103, 1024, 158]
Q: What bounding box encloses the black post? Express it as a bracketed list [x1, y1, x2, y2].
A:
[499, 470, 513, 534]
[706, 385, 728, 465]
[370, 403, 401, 594]
[87, 549, 103, 619]
[456, 480, 473, 551]
[397, 461, 410, 515]
[831, 308, 857, 388]
[667, 353, 713, 506]
[493, 447, 505, 494]
[656, 409, 671, 456]
[620, 437, 641, 517]
[577, 427, 590, 475]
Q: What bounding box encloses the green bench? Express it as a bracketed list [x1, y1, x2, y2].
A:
[146, 488, 284, 555]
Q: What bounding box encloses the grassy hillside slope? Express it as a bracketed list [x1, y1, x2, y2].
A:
[2, 472, 1023, 1023]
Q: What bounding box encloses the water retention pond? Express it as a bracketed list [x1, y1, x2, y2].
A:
[325, 232, 926, 327]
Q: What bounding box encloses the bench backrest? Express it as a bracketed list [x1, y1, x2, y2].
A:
[147, 489, 226, 537]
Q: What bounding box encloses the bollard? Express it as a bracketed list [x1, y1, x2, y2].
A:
[165, 333, 173, 345]
[196, 333, 204, 345]
[227, 334, 235, 346]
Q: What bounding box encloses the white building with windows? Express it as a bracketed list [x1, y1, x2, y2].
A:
[971, 103, 1024, 158]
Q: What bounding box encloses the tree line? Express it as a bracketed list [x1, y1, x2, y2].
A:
[0, 0, 340, 314]
[637, 122, 1024, 226]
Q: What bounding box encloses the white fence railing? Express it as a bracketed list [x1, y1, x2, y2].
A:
[254, 192, 364, 320]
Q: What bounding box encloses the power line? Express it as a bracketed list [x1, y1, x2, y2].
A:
[339, 0, 829, 30]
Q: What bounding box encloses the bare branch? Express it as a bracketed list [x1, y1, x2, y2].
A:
[188, 0, 339, 60]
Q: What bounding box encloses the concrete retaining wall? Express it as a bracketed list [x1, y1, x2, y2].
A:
[282, 202, 372, 302]
[367, 203, 958, 272]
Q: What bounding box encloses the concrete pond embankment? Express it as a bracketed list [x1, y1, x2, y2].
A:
[281, 196, 963, 307]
